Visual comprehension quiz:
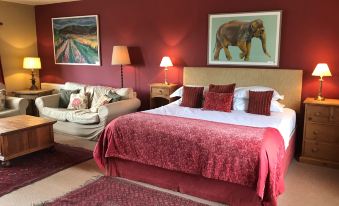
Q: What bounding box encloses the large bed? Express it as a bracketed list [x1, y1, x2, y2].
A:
[94, 67, 303, 206]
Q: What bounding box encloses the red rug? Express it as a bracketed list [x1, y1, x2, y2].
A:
[0, 143, 92, 197]
[45, 176, 208, 206]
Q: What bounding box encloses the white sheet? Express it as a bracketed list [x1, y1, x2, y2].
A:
[145, 100, 296, 150]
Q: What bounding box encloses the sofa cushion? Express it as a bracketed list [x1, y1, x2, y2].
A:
[41, 107, 69, 121]
[68, 93, 89, 110]
[42, 107, 99, 124]
[105, 90, 122, 103]
[0, 89, 5, 111]
[59, 89, 80, 108]
[66, 110, 99, 124]
[64, 82, 86, 92]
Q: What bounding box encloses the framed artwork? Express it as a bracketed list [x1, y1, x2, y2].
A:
[52, 15, 101, 66]
[208, 11, 282, 66]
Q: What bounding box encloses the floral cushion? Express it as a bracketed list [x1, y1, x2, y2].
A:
[0, 89, 5, 111]
[67, 93, 89, 110]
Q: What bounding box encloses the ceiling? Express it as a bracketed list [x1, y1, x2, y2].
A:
[1, 0, 79, 5]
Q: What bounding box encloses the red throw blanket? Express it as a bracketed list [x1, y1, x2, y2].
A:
[94, 112, 285, 205]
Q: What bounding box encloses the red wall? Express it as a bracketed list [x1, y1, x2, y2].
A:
[35, 0, 339, 109]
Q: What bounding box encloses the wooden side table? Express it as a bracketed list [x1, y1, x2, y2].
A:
[13, 89, 54, 116]
[150, 83, 178, 109]
[300, 98, 339, 168]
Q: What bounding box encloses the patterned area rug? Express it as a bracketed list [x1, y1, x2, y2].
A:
[0, 143, 93, 197]
[44, 176, 208, 206]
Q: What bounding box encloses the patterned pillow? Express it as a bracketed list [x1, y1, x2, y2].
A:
[0, 89, 5, 112]
[203, 92, 233, 112]
[209, 83, 236, 93]
[180, 86, 204, 108]
[247, 90, 273, 116]
[90, 95, 112, 113]
[67, 93, 89, 110]
[59, 89, 80, 108]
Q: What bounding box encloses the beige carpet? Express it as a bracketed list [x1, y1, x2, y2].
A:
[0, 133, 338, 206]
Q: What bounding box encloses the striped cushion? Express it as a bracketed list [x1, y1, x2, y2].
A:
[248, 90, 273, 116]
[203, 92, 233, 112]
[180, 86, 204, 108]
[209, 83, 236, 93]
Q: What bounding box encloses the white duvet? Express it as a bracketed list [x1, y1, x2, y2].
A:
[145, 100, 296, 150]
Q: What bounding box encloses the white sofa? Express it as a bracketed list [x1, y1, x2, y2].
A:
[0, 83, 29, 118]
[35, 82, 141, 140]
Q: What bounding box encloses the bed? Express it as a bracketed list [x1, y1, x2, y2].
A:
[94, 67, 303, 206]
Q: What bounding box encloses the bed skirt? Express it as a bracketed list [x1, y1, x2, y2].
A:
[105, 130, 296, 206]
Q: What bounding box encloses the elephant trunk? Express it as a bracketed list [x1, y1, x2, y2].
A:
[260, 31, 271, 58]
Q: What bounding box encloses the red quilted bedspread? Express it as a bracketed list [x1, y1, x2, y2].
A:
[94, 112, 285, 205]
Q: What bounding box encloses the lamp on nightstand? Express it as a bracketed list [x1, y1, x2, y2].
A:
[112, 46, 130, 88]
[160, 56, 173, 85]
[312, 63, 332, 101]
[23, 57, 41, 90]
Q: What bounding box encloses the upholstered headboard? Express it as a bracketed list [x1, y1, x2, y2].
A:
[183, 67, 303, 113]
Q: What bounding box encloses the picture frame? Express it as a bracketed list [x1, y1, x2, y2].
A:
[52, 15, 101, 66]
[208, 11, 282, 67]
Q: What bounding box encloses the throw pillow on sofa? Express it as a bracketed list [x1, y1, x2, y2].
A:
[67, 93, 89, 110]
[0, 89, 6, 111]
[90, 95, 112, 113]
[105, 90, 122, 103]
[59, 89, 80, 108]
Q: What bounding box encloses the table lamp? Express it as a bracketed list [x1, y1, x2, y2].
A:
[160, 56, 173, 85]
[312, 63, 332, 101]
[23, 57, 41, 90]
[112, 46, 130, 88]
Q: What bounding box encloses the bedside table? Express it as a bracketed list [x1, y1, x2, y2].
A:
[300, 98, 339, 168]
[13, 89, 54, 116]
[150, 83, 178, 109]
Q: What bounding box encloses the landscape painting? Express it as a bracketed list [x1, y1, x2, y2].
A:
[52, 15, 100, 66]
[208, 11, 281, 66]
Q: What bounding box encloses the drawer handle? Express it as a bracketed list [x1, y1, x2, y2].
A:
[313, 131, 318, 135]
[311, 148, 319, 153]
[308, 117, 312, 121]
[159, 90, 163, 94]
[315, 112, 321, 116]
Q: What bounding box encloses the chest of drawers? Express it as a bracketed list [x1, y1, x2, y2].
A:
[300, 98, 339, 168]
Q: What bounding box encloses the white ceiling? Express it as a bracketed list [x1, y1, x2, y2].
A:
[1, 0, 80, 5]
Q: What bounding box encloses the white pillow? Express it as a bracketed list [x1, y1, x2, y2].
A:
[233, 98, 285, 112]
[234, 86, 284, 101]
[170, 85, 209, 98]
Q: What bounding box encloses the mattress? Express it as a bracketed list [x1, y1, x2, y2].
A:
[145, 99, 296, 149]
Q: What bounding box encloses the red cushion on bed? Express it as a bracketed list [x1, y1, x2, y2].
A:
[180, 86, 204, 108]
[248, 90, 273, 116]
[203, 92, 233, 112]
[209, 83, 236, 93]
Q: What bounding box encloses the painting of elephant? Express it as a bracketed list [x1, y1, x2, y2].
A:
[208, 11, 282, 66]
[214, 19, 270, 61]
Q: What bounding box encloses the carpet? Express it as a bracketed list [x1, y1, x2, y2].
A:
[0, 143, 93, 197]
[44, 176, 208, 206]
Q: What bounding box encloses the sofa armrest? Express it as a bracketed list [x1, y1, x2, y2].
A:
[98, 98, 141, 123]
[5, 96, 29, 114]
[35, 94, 61, 113]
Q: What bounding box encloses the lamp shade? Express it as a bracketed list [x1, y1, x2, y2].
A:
[111, 46, 130, 65]
[23, 57, 41, 70]
[312, 63, 332, 77]
[160, 56, 173, 67]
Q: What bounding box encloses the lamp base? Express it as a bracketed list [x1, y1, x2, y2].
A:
[314, 96, 325, 101]
[30, 84, 38, 90]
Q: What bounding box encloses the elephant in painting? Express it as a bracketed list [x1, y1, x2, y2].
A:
[214, 19, 271, 61]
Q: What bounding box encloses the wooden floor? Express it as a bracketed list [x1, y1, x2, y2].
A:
[0, 133, 338, 206]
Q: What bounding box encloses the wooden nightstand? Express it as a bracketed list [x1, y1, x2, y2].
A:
[300, 98, 339, 168]
[150, 83, 178, 109]
[13, 89, 54, 116]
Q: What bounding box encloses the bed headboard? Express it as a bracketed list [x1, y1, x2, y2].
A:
[183, 67, 303, 113]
